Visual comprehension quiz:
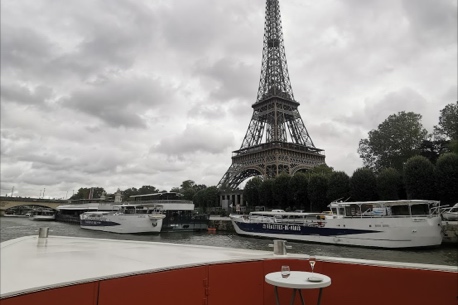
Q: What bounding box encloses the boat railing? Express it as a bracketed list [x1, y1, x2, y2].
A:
[129, 199, 193, 205]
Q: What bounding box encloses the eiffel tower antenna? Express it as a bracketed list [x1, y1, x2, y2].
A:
[218, 0, 325, 190]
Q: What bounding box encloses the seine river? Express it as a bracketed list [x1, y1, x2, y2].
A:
[1, 217, 457, 266]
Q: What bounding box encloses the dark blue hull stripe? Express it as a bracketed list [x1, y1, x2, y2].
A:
[80, 220, 120, 227]
[235, 222, 380, 236]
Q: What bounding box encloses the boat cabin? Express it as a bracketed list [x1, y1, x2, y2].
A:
[328, 200, 439, 218]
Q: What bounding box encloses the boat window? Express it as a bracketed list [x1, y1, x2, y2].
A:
[331, 208, 337, 214]
[410, 204, 429, 216]
[391, 205, 410, 216]
[338, 208, 345, 216]
[344, 206, 358, 217]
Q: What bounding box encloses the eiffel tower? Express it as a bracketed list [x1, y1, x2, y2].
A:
[218, 0, 325, 190]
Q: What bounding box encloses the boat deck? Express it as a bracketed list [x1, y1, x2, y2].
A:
[0, 235, 272, 298]
[1, 235, 456, 305]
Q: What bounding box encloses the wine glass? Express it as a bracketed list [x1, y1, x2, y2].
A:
[309, 256, 316, 273]
[281, 265, 290, 278]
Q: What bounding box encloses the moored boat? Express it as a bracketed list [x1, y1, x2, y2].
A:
[80, 204, 165, 234]
[441, 203, 458, 221]
[56, 201, 117, 223]
[29, 208, 56, 221]
[230, 200, 442, 248]
[128, 192, 209, 232]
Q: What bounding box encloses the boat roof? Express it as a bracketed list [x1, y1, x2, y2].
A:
[329, 200, 440, 207]
[129, 192, 183, 198]
[249, 211, 323, 216]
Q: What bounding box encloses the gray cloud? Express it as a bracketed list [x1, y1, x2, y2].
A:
[1, 0, 455, 198]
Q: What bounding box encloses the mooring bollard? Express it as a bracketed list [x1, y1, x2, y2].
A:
[268, 240, 292, 255]
[38, 227, 49, 238]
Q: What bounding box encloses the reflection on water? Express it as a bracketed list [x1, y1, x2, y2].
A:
[1, 217, 457, 266]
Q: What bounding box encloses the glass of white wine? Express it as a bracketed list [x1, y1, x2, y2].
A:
[281, 265, 290, 278]
[309, 256, 316, 273]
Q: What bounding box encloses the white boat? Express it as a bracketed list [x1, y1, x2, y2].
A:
[56, 201, 117, 223]
[80, 204, 165, 234]
[29, 209, 56, 221]
[230, 200, 442, 249]
[128, 192, 209, 232]
[441, 203, 458, 221]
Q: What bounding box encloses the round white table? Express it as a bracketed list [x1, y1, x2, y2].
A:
[265, 271, 331, 305]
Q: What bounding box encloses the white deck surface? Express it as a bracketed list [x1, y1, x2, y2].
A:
[0, 235, 271, 298]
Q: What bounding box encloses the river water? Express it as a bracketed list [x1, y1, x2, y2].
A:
[1, 217, 457, 266]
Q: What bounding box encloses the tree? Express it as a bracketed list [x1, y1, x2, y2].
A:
[179, 180, 206, 200]
[243, 177, 262, 207]
[358, 111, 428, 172]
[307, 164, 334, 177]
[170, 187, 181, 193]
[122, 187, 138, 200]
[435, 153, 458, 205]
[137, 185, 159, 195]
[419, 138, 450, 164]
[434, 102, 458, 140]
[308, 174, 328, 212]
[327, 171, 350, 203]
[350, 168, 377, 201]
[288, 173, 308, 210]
[273, 173, 291, 209]
[404, 156, 436, 199]
[70, 187, 105, 200]
[376, 168, 402, 200]
[259, 179, 275, 209]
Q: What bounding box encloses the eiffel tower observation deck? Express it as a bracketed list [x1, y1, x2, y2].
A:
[218, 0, 325, 190]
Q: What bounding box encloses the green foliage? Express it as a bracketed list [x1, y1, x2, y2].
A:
[434, 102, 458, 140]
[419, 138, 451, 164]
[179, 180, 207, 200]
[137, 185, 159, 194]
[70, 187, 105, 200]
[170, 187, 181, 193]
[376, 168, 402, 200]
[404, 156, 436, 199]
[193, 186, 219, 212]
[350, 168, 377, 201]
[435, 153, 458, 205]
[327, 171, 350, 202]
[358, 111, 428, 172]
[273, 173, 291, 209]
[307, 164, 334, 177]
[259, 179, 275, 208]
[308, 174, 328, 212]
[288, 172, 308, 210]
[449, 140, 458, 154]
[122, 187, 138, 200]
[243, 177, 262, 206]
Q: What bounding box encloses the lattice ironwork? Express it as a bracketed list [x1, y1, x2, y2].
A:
[218, 0, 325, 190]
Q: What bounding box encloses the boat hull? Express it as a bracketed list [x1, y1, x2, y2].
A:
[230, 215, 442, 248]
[442, 212, 458, 221]
[80, 214, 163, 234]
[29, 215, 55, 221]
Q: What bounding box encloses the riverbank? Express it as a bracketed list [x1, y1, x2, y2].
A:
[208, 216, 234, 232]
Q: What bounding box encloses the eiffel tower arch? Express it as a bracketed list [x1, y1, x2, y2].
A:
[218, 0, 325, 190]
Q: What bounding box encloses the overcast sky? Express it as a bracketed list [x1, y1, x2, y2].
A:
[1, 0, 457, 199]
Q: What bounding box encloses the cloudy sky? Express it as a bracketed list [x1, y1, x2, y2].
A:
[1, 0, 457, 199]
